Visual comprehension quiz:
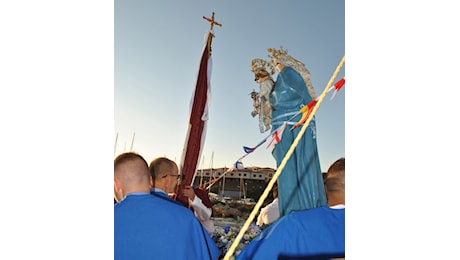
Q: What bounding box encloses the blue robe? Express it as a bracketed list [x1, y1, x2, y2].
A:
[236, 206, 345, 260]
[270, 66, 327, 217]
[114, 192, 220, 260]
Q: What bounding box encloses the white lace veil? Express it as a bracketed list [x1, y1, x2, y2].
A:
[268, 48, 317, 99]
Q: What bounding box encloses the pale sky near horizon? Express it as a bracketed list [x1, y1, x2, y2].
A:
[114, 0, 345, 172]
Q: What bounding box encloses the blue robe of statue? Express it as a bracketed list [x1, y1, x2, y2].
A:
[236, 206, 345, 260]
[114, 192, 220, 260]
[270, 66, 327, 217]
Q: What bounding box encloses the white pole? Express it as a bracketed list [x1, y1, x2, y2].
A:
[114, 132, 118, 156]
[130, 132, 135, 151]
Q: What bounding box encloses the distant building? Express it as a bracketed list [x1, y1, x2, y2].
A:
[193, 167, 276, 200]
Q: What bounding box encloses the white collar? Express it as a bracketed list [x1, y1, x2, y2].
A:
[329, 204, 345, 209]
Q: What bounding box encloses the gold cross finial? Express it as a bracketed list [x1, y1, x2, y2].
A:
[203, 12, 222, 31]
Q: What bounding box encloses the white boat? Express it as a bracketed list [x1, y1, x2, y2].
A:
[237, 198, 256, 205]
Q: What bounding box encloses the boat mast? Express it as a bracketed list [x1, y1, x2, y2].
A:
[130, 132, 135, 151]
[199, 155, 205, 187]
[239, 175, 242, 199]
[114, 132, 118, 156]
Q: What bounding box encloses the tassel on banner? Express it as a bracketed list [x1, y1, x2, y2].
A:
[291, 99, 317, 130]
[266, 122, 287, 148]
[292, 77, 345, 130]
[329, 77, 345, 100]
[234, 160, 245, 170]
[243, 138, 267, 154]
[243, 146, 256, 154]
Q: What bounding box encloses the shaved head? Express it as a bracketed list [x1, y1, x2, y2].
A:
[324, 157, 345, 206]
[114, 152, 150, 201]
[149, 157, 179, 193]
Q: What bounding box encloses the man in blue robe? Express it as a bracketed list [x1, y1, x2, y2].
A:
[236, 158, 345, 260]
[268, 47, 327, 217]
[114, 152, 220, 260]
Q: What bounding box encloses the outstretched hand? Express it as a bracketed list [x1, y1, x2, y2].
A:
[183, 186, 196, 201]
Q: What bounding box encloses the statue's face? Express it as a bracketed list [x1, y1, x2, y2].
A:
[254, 68, 269, 82]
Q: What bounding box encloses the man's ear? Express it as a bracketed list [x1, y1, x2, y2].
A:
[114, 179, 120, 191]
[114, 178, 122, 202]
[149, 175, 154, 187]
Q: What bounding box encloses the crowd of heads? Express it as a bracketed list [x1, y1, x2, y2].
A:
[114, 152, 345, 259]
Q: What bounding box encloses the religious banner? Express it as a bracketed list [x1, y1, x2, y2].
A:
[175, 13, 221, 207]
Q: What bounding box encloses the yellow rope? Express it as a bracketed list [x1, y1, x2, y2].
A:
[223, 55, 345, 259]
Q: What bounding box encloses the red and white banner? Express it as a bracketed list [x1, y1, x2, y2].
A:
[175, 32, 213, 207]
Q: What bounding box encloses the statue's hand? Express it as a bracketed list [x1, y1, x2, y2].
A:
[251, 111, 258, 117]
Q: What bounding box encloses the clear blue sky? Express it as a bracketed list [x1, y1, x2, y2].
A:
[114, 0, 345, 172]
